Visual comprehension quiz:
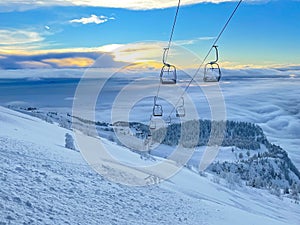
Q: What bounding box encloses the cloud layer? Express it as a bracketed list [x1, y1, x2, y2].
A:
[0, 0, 253, 11]
[0, 51, 126, 70]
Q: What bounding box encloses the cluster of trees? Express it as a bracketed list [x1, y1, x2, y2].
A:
[222, 121, 265, 150]
[209, 142, 300, 199]
[147, 119, 300, 198]
[151, 120, 265, 150]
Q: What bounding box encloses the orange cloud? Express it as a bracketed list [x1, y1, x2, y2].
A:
[43, 57, 94, 68]
[125, 61, 163, 71]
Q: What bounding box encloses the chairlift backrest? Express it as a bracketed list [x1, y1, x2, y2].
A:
[160, 64, 177, 84]
[203, 63, 221, 82]
[152, 96, 163, 117]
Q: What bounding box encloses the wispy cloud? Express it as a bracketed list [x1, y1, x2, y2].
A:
[0, 29, 50, 54]
[0, 0, 263, 12]
[70, 15, 115, 25]
[0, 29, 44, 45]
[174, 37, 215, 46]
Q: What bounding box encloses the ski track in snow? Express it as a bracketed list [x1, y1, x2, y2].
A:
[0, 138, 208, 225]
[0, 107, 208, 225]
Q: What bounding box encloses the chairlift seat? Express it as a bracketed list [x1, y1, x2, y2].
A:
[203, 63, 221, 82]
[153, 105, 163, 117]
[160, 64, 177, 84]
[149, 121, 156, 130]
[176, 106, 185, 117]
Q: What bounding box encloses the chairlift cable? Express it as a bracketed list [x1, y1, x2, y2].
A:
[151, 0, 181, 120]
[168, 0, 243, 118]
[165, 0, 181, 62]
[158, 0, 181, 88]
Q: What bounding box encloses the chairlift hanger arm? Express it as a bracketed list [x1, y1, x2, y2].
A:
[210, 45, 219, 64]
[163, 48, 170, 66]
[154, 96, 158, 105]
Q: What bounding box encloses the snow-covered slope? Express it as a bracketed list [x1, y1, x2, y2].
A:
[0, 106, 299, 225]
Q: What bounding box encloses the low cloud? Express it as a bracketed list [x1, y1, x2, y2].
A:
[70, 15, 115, 25]
[0, 51, 126, 70]
[220, 66, 300, 80]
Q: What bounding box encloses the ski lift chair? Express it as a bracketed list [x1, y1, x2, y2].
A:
[152, 96, 163, 117]
[166, 116, 172, 125]
[203, 63, 222, 82]
[160, 48, 177, 84]
[203, 45, 222, 82]
[149, 116, 156, 130]
[176, 97, 185, 117]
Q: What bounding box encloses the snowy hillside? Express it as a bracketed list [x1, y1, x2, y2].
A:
[149, 120, 300, 196]
[1, 106, 300, 225]
[4, 106, 300, 197]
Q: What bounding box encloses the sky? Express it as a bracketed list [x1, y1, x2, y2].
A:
[0, 0, 299, 71]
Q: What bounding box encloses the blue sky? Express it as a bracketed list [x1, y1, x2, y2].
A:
[0, 0, 299, 70]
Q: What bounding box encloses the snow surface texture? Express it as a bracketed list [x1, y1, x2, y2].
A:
[1, 106, 300, 225]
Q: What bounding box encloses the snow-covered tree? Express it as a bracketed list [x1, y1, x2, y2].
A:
[65, 133, 76, 150]
[239, 152, 243, 159]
